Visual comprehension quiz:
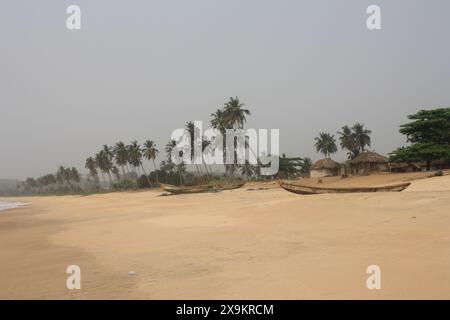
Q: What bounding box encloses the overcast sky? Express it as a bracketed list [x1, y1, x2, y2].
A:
[1, 0, 450, 179]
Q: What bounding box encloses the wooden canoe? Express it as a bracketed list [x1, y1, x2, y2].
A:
[161, 181, 246, 194]
[160, 183, 213, 194]
[215, 181, 246, 191]
[279, 181, 411, 195]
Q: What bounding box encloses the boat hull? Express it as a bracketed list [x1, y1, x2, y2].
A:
[161, 182, 246, 194]
[280, 181, 411, 195]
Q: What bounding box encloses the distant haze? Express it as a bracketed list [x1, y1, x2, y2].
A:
[1, 0, 450, 179]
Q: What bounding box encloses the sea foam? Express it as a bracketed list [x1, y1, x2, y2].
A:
[0, 201, 26, 212]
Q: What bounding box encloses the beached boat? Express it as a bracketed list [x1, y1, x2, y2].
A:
[279, 181, 411, 195]
[161, 181, 246, 194]
[215, 181, 246, 191]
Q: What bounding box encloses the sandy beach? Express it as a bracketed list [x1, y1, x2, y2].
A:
[1, 172, 449, 299]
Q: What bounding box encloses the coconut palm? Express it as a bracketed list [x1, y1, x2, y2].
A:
[85, 157, 98, 178]
[113, 141, 129, 175]
[338, 125, 359, 159]
[165, 139, 183, 185]
[314, 132, 338, 158]
[210, 97, 251, 179]
[201, 137, 212, 178]
[96, 150, 114, 186]
[352, 122, 372, 153]
[143, 140, 159, 184]
[185, 121, 201, 175]
[223, 96, 250, 129]
[128, 140, 151, 187]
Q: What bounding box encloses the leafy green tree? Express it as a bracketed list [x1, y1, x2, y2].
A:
[390, 108, 450, 170]
[277, 154, 303, 178]
[300, 157, 313, 176]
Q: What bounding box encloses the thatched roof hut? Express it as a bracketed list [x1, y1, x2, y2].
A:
[350, 151, 388, 164]
[349, 151, 388, 174]
[311, 158, 340, 178]
[312, 158, 340, 170]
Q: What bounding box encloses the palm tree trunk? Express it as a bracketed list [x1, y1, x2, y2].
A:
[107, 172, 113, 187]
[178, 168, 183, 185]
[140, 164, 151, 187]
[152, 159, 159, 184]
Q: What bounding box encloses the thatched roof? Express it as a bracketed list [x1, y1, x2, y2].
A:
[312, 158, 340, 170]
[350, 151, 388, 164]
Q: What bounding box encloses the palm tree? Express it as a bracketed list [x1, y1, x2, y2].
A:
[223, 96, 250, 129]
[201, 137, 212, 178]
[185, 121, 201, 175]
[85, 157, 99, 184]
[352, 123, 371, 153]
[166, 139, 183, 185]
[142, 140, 159, 184]
[210, 97, 251, 179]
[338, 125, 359, 159]
[128, 140, 151, 187]
[314, 132, 338, 158]
[96, 150, 113, 186]
[113, 142, 129, 176]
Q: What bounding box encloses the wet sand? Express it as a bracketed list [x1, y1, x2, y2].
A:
[1, 172, 449, 299]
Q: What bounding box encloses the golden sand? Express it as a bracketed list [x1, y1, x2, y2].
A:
[1, 172, 449, 299]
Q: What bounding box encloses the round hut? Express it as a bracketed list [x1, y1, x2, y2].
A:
[349, 151, 388, 175]
[310, 158, 341, 178]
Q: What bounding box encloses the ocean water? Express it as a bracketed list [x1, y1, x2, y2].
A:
[0, 201, 25, 212]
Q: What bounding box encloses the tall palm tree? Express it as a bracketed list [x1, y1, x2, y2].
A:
[85, 157, 99, 184]
[314, 132, 338, 158]
[165, 139, 183, 185]
[128, 140, 151, 187]
[113, 142, 129, 176]
[338, 125, 359, 159]
[352, 123, 372, 153]
[210, 108, 228, 172]
[223, 96, 250, 129]
[201, 137, 212, 178]
[143, 140, 159, 184]
[96, 150, 114, 186]
[185, 121, 202, 175]
[210, 97, 251, 179]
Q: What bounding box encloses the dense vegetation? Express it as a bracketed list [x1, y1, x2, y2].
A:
[389, 108, 450, 170]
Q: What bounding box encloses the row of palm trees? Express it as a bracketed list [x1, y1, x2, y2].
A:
[314, 123, 372, 159]
[85, 140, 159, 187]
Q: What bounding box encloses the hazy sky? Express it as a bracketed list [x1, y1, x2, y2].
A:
[1, 0, 450, 179]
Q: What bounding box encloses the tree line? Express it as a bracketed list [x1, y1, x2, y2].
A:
[17, 97, 311, 195]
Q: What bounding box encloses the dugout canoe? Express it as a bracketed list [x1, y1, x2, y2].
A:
[279, 181, 411, 195]
[161, 181, 246, 194]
